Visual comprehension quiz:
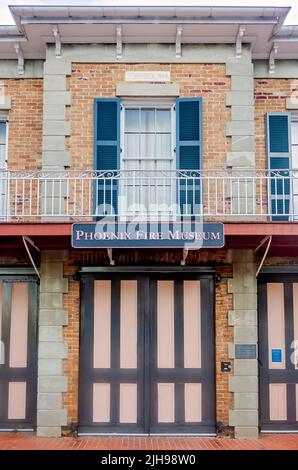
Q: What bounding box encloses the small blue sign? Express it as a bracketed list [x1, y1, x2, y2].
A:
[271, 349, 282, 363]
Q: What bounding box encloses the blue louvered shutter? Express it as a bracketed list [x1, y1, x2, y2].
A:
[94, 98, 120, 216]
[266, 113, 291, 221]
[176, 98, 202, 216]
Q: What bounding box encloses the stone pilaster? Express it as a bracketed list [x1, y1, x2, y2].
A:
[43, 48, 71, 169]
[228, 249, 259, 439]
[225, 51, 256, 218]
[37, 250, 68, 437]
[42, 48, 71, 216]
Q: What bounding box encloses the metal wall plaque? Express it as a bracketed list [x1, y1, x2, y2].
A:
[235, 344, 257, 359]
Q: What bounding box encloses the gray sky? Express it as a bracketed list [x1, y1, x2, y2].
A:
[0, 0, 297, 26]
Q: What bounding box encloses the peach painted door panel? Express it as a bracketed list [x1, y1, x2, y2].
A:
[150, 276, 215, 434]
[0, 278, 38, 429]
[79, 275, 145, 433]
[259, 278, 298, 431]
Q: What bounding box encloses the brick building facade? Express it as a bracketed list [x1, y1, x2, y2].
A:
[0, 5, 298, 439]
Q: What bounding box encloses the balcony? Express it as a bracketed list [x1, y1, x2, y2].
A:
[0, 169, 297, 222]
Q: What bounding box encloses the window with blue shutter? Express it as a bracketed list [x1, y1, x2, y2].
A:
[176, 98, 202, 216]
[266, 113, 291, 221]
[94, 98, 120, 216]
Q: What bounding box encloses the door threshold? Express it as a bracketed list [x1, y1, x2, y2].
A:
[78, 433, 149, 436]
[149, 433, 216, 437]
[0, 429, 34, 432]
[261, 430, 298, 434]
[78, 433, 217, 437]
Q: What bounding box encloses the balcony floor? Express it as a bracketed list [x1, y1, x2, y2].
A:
[1, 222, 298, 257]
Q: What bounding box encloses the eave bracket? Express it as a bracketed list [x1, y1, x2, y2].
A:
[236, 25, 246, 58]
[116, 25, 122, 59]
[176, 25, 183, 59]
[14, 43, 24, 75]
[269, 43, 278, 74]
[53, 25, 62, 58]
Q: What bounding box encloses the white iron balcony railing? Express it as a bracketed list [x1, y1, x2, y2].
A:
[0, 169, 298, 221]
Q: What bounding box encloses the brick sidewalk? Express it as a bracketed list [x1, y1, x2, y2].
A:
[0, 433, 297, 450]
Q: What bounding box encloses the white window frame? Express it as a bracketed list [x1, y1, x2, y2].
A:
[119, 98, 176, 218]
[0, 115, 9, 220]
[290, 113, 298, 220]
[0, 115, 8, 169]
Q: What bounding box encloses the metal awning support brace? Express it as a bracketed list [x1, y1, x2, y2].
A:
[236, 25, 246, 58]
[176, 25, 183, 58]
[269, 42, 278, 74]
[53, 25, 62, 58]
[256, 235, 272, 277]
[107, 248, 115, 266]
[22, 236, 40, 278]
[116, 25, 122, 59]
[181, 248, 189, 266]
[14, 43, 24, 75]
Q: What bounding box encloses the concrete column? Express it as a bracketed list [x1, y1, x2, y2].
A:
[42, 47, 71, 218]
[225, 52, 256, 219]
[37, 250, 68, 437]
[43, 47, 71, 169]
[228, 249, 259, 439]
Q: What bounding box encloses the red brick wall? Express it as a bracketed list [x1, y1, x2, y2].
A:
[68, 63, 230, 170]
[2, 79, 43, 169]
[63, 261, 80, 426]
[254, 78, 293, 170]
[215, 264, 233, 428]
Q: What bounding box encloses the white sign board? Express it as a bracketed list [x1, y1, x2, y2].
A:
[125, 71, 171, 82]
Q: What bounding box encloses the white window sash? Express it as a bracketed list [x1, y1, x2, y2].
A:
[0, 119, 8, 219]
[120, 101, 176, 218]
[291, 119, 298, 220]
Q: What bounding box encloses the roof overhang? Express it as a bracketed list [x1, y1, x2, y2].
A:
[1, 222, 298, 257]
[0, 5, 297, 60]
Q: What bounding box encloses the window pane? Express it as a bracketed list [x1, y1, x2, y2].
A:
[0, 123, 6, 145]
[0, 145, 6, 167]
[292, 145, 298, 169]
[294, 196, 298, 218]
[156, 109, 171, 132]
[292, 122, 298, 145]
[125, 134, 140, 158]
[293, 176, 298, 194]
[125, 109, 139, 132]
[156, 134, 171, 159]
[141, 134, 155, 158]
[141, 109, 155, 132]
